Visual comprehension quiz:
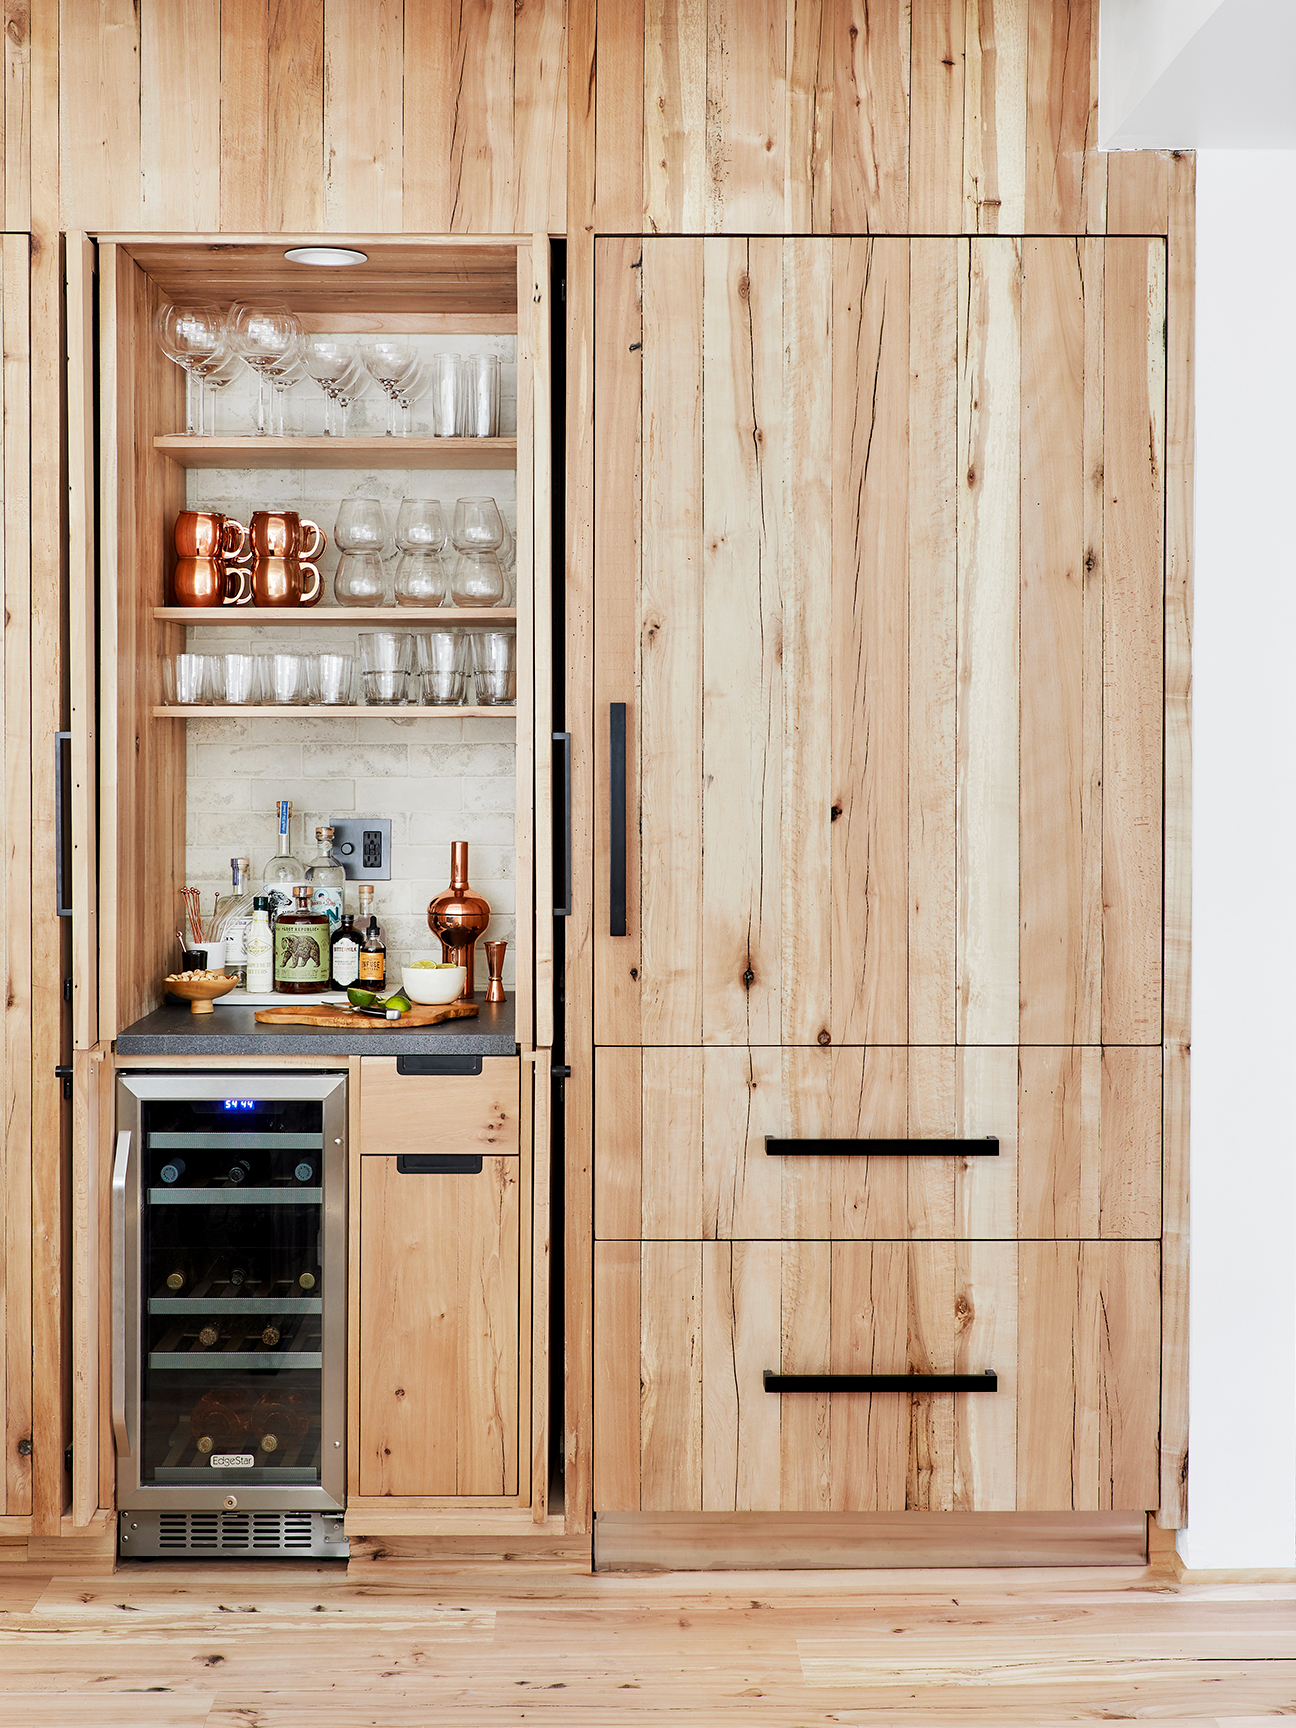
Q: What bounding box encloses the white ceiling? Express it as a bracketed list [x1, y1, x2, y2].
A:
[1100, 0, 1296, 148]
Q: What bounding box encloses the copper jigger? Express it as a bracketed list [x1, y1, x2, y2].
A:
[427, 841, 490, 999]
[484, 940, 507, 1003]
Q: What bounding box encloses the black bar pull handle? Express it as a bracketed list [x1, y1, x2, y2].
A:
[56, 731, 72, 918]
[766, 1136, 999, 1158]
[553, 731, 571, 917]
[765, 1370, 997, 1394]
[396, 1055, 483, 1077]
[396, 1153, 484, 1175]
[609, 703, 627, 937]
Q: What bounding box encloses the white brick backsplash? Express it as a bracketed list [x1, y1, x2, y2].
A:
[405, 813, 514, 849]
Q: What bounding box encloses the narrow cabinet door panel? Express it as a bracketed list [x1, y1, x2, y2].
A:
[358, 1156, 519, 1496]
[592, 236, 1165, 1046]
[593, 1240, 1159, 1514]
[594, 1045, 1160, 1241]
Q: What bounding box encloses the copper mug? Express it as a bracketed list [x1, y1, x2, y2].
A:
[172, 510, 250, 608]
[248, 511, 326, 608]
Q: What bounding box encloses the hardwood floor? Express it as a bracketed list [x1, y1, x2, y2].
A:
[1, 1560, 1294, 1723]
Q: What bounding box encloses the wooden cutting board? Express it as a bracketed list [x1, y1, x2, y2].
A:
[253, 1001, 480, 1030]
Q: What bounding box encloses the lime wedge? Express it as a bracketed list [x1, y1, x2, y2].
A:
[381, 990, 412, 1015]
[347, 987, 377, 1008]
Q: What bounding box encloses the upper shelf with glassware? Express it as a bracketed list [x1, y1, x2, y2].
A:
[154, 436, 517, 471]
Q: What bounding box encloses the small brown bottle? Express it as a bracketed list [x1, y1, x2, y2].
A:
[358, 885, 386, 989]
[273, 884, 331, 994]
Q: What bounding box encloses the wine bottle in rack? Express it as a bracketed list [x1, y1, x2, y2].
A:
[250, 1389, 310, 1455]
[190, 1388, 250, 1456]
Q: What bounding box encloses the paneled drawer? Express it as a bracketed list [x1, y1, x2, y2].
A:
[359, 1056, 519, 1160]
[595, 1046, 1160, 1241]
[594, 1239, 1159, 1515]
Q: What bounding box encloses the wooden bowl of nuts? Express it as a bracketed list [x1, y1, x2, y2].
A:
[165, 969, 238, 1014]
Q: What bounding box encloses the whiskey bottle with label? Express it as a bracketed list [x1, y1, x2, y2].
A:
[330, 912, 362, 988]
[274, 885, 331, 994]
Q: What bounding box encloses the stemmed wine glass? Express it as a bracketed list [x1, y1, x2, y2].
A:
[226, 302, 305, 435]
[198, 346, 244, 437]
[156, 304, 228, 435]
[303, 337, 360, 436]
[359, 337, 418, 436]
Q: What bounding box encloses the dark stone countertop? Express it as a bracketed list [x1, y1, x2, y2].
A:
[115, 994, 518, 1058]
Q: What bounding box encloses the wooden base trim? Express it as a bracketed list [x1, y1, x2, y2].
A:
[593, 1511, 1149, 1572]
[344, 1506, 551, 1538]
[346, 1520, 592, 1571]
[0, 1509, 117, 1573]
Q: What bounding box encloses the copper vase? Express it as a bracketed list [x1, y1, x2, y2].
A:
[427, 841, 490, 999]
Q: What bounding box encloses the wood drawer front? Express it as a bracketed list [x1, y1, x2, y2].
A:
[359, 1057, 520, 1159]
[594, 1240, 1159, 1515]
[595, 1046, 1160, 1241]
[358, 1154, 519, 1497]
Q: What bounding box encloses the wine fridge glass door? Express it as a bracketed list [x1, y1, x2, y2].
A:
[114, 1072, 347, 1511]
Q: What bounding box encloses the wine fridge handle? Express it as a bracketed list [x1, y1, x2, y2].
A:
[111, 1129, 134, 1458]
[610, 703, 627, 937]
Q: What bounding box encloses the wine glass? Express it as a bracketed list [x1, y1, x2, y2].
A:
[452, 496, 504, 552]
[333, 357, 369, 436]
[334, 496, 390, 606]
[266, 352, 310, 436]
[393, 498, 449, 606]
[200, 347, 245, 437]
[157, 304, 228, 435]
[359, 336, 416, 436]
[226, 302, 305, 435]
[302, 337, 356, 437]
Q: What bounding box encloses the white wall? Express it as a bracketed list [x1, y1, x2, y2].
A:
[1181, 150, 1296, 1569]
[1099, 0, 1222, 142]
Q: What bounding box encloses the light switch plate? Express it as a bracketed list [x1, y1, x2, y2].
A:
[327, 817, 391, 881]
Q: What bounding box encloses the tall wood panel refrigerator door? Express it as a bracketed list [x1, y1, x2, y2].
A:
[592, 237, 1166, 1049]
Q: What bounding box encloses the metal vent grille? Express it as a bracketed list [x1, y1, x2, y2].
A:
[123, 1510, 347, 1560]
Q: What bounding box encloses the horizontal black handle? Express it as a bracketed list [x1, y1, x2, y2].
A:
[396, 1055, 483, 1077]
[766, 1137, 998, 1157]
[764, 1370, 997, 1393]
[396, 1154, 483, 1175]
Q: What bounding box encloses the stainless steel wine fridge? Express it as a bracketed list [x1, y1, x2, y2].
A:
[113, 1072, 348, 1559]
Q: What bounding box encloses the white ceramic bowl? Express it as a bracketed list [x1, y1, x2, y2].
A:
[401, 964, 466, 1005]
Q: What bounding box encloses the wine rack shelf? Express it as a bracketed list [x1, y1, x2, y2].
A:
[154, 435, 517, 470]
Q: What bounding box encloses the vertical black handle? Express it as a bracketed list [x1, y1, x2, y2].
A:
[56, 731, 72, 918]
[553, 731, 571, 917]
[609, 703, 627, 937]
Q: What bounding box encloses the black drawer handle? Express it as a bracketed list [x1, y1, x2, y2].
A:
[765, 1137, 999, 1157]
[396, 1154, 483, 1175]
[396, 1055, 483, 1077]
[764, 1370, 997, 1393]
[609, 702, 627, 937]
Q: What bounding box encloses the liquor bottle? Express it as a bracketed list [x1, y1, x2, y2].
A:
[330, 912, 362, 989]
[305, 826, 346, 935]
[274, 885, 331, 994]
[244, 896, 274, 993]
[359, 912, 386, 989]
[191, 1387, 250, 1455]
[211, 857, 253, 983]
[261, 799, 307, 925]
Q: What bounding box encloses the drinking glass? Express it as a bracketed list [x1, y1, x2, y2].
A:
[430, 353, 463, 437]
[316, 653, 356, 705]
[393, 498, 448, 606]
[362, 669, 409, 705]
[461, 353, 500, 437]
[217, 653, 258, 705]
[392, 355, 424, 437]
[333, 358, 369, 435]
[164, 653, 212, 706]
[334, 496, 388, 552]
[453, 495, 504, 551]
[266, 353, 310, 436]
[333, 551, 388, 607]
[201, 347, 245, 436]
[156, 305, 228, 436]
[448, 550, 505, 607]
[414, 628, 469, 705]
[359, 337, 416, 436]
[302, 337, 357, 436]
[226, 302, 305, 435]
[264, 652, 310, 705]
[359, 631, 413, 674]
[469, 629, 517, 706]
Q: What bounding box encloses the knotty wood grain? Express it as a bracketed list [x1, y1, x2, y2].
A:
[706, 0, 785, 233]
[908, 0, 964, 232]
[515, 0, 566, 233]
[141, 0, 220, 229]
[219, 0, 325, 231]
[963, 0, 1027, 233]
[644, 0, 705, 233]
[786, 0, 831, 234]
[591, 0, 644, 229]
[357, 1057, 520, 1159]
[832, 0, 909, 233]
[1025, 0, 1092, 234]
[58, 0, 141, 230]
[3, 0, 32, 229]
[323, 0, 403, 231]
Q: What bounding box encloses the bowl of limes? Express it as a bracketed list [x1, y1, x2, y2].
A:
[401, 961, 467, 1005]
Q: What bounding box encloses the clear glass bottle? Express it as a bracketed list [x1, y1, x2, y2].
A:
[305, 825, 346, 934]
[330, 912, 362, 989]
[261, 798, 307, 924]
[211, 856, 253, 983]
[244, 896, 274, 993]
[274, 885, 331, 994]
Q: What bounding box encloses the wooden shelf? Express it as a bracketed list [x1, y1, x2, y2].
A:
[153, 435, 517, 470]
[153, 705, 516, 719]
[155, 607, 517, 626]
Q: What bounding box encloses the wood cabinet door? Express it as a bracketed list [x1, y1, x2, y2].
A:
[593, 235, 1165, 1048]
[358, 1155, 519, 1496]
[594, 1240, 1159, 1515]
[595, 1044, 1161, 1242]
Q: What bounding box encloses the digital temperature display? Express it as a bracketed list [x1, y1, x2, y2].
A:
[222, 1099, 257, 1111]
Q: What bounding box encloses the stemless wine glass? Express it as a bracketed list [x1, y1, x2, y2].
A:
[449, 496, 506, 606]
[393, 497, 448, 607]
[469, 628, 517, 706]
[414, 628, 469, 705]
[359, 337, 416, 436]
[157, 304, 228, 435]
[333, 495, 389, 605]
[453, 496, 504, 551]
[226, 302, 305, 435]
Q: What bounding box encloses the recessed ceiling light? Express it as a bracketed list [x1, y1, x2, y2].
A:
[284, 246, 369, 267]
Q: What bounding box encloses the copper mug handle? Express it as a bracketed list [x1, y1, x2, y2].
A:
[297, 560, 322, 607]
[221, 518, 249, 562]
[299, 518, 325, 561]
[223, 562, 252, 605]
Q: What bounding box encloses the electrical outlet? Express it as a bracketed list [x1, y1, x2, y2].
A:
[327, 817, 391, 881]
